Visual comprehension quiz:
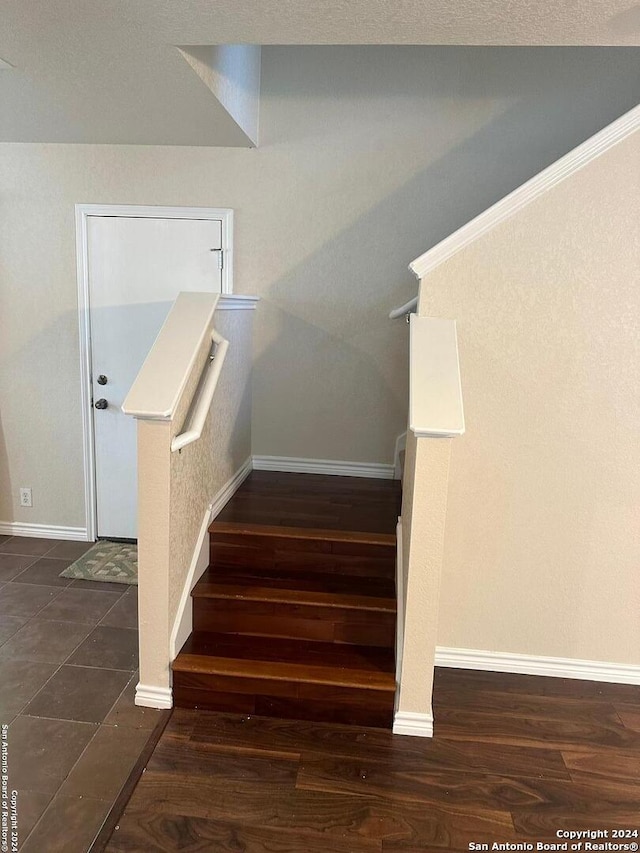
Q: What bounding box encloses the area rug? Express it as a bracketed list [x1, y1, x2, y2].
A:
[59, 540, 138, 585]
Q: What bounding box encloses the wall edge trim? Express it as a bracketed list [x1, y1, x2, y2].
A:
[410, 102, 640, 279]
[135, 683, 173, 710]
[393, 710, 434, 738]
[435, 647, 640, 684]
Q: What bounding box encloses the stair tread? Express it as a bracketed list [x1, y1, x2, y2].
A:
[174, 631, 396, 691]
[209, 520, 396, 547]
[193, 568, 396, 612]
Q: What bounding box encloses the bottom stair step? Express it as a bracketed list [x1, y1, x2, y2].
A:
[173, 632, 396, 728]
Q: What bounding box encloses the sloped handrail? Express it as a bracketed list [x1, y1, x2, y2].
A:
[171, 327, 229, 452]
[389, 295, 418, 319]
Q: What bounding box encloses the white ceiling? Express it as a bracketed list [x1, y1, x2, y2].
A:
[1, 0, 639, 145]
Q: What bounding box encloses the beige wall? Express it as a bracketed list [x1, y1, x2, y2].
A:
[0, 47, 639, 530]
[423, 130, 640, 665]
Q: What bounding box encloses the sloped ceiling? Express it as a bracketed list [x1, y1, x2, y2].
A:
[0, 0, 638, 145]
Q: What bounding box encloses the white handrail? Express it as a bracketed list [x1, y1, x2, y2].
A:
[170, 327, 229, 452]
[389, 295, 418, 320]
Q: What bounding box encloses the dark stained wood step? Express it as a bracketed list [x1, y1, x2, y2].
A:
[192, 568, 396, 647]
[174, 632, 396, 690]
[210, 529, 396, 580]
[215, 470, 401, 536]
[193, 567, 396, 612]
[173, 633, 395, 727]
[193, 599, 396, 647]
[209, 520, 396, 547]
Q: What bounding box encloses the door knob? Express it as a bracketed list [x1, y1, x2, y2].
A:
[94, 398, 108, 410]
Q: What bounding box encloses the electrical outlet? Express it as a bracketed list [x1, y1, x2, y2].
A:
[20, 488, 32, 508]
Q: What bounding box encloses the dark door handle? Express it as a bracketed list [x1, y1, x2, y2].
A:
[94, 399, 108, 410]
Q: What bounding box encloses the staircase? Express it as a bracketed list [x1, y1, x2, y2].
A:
[172, 471, 400, 728]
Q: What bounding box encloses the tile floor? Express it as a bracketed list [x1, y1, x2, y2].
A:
[0, 535, 165, 852]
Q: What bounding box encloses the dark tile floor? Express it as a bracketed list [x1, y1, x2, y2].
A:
[0, 535, 165, 852]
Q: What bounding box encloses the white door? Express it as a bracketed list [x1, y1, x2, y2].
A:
[88, 215, 223, 539]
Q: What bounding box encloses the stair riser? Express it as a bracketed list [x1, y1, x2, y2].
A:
[210, 538, 395, 579]
[173, 671, 393, 728]
[193, 598, 396, 647]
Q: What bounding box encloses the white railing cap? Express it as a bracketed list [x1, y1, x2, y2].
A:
[410, 315, 465, 438]
[123, 292, 219, 420]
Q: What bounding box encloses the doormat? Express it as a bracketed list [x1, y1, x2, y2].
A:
[59, 540, 138, 586]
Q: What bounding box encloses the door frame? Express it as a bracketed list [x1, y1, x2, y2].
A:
[75, 204, 234, 541]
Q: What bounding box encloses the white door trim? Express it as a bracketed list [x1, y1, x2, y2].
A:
[75, 204, 234, 541]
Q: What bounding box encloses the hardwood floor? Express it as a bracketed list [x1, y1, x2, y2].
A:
[106, 667, 640, 852]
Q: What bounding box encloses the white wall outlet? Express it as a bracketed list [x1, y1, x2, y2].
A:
[19, 487, 32, 508]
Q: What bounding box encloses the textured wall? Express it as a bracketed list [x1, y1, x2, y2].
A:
[423, 130, 640, 665]
[0, 47, 638, 529]
[168, 309, 253, 627]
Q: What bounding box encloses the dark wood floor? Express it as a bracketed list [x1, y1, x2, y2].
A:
[215, 471, 402, 535]
[106, 667, 640, 852]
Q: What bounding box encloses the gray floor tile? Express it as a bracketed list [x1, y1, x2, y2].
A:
[59, 724, 150, 800]
[67, 625, 139, 671]
[37, 587, 123, 624]
[7, 716, 97, 794]
[12, 557, 74, 587]
[24, 665, 130, 724]
[45, 541, 95, 561]
[0, 614, 29, 647]
[0, 619, 92, 664]
[13, 790, 53, 842]
[0, 583, 62, 617]
[20, 793, 109, 853]
[0, 537, 61, 557]
[0, 658, 58, 723]
[100, 588, 138, 629]
[104, 673, 164, 730]
[0, 553, 38, 582]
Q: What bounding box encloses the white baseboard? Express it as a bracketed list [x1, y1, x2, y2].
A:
[435, 647, 640, 685]
[393, 710, 433, 738]
[209, 457, 253, 518]
[135, 682, 173, 710]
[252, 455, 394, 479]
[0, 522, 89, 541]
[170, 457, 253, 659]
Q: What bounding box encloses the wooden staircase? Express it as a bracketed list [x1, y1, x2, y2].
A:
[172, 471, 401, 728]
